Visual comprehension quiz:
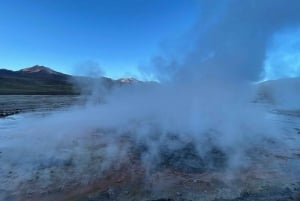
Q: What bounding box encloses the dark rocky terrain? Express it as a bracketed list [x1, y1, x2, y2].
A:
[0, 76, 300, 201]
[0, 95, 81, 118]
[0, 100, 299, 201]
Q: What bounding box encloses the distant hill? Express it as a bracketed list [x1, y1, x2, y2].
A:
[0, 65, 142, 95]
[19, 65, 64, 75]
[0, 65, 75, 95]
[256, 77, 300, 108]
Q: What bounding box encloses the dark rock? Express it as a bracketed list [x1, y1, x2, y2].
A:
[0, 109, 21, 118]
[159, 143, 206, 173]
[157, 142, 228, 174]
[204, 147, 228, 171]
[213, 184, 300, 201]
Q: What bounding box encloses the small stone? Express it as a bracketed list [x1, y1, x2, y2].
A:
[108, 188, 114, 197]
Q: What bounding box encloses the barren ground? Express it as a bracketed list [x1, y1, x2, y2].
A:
[0, 95, 300, 201]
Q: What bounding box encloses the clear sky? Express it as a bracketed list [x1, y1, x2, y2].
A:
[0, 0, 198, 79]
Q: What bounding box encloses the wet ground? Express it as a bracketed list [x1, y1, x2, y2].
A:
[0, 96, 300, 201]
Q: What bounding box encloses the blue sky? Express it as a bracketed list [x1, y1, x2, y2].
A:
[0, 0, 198, 79]
[0, 0, 300, 80]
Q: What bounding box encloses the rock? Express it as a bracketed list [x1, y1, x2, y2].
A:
[0, 109, 21, 118]
[158, 143, 228, 174]
[159, 143, 206, 173]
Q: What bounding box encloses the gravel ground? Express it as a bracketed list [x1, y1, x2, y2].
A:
[0, 96, 300, 201]
[0, 95, 82, 117]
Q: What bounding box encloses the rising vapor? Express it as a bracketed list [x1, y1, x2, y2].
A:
[1, 0, 300, 200]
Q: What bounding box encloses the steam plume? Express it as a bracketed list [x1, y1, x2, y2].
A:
[1, 0, 300, 200]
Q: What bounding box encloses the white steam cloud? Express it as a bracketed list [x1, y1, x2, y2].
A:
[1, 0, 300, 200]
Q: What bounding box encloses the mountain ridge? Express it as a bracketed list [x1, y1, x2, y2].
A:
[0, 65, 142, 95]
[1, 65, 299, 99]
